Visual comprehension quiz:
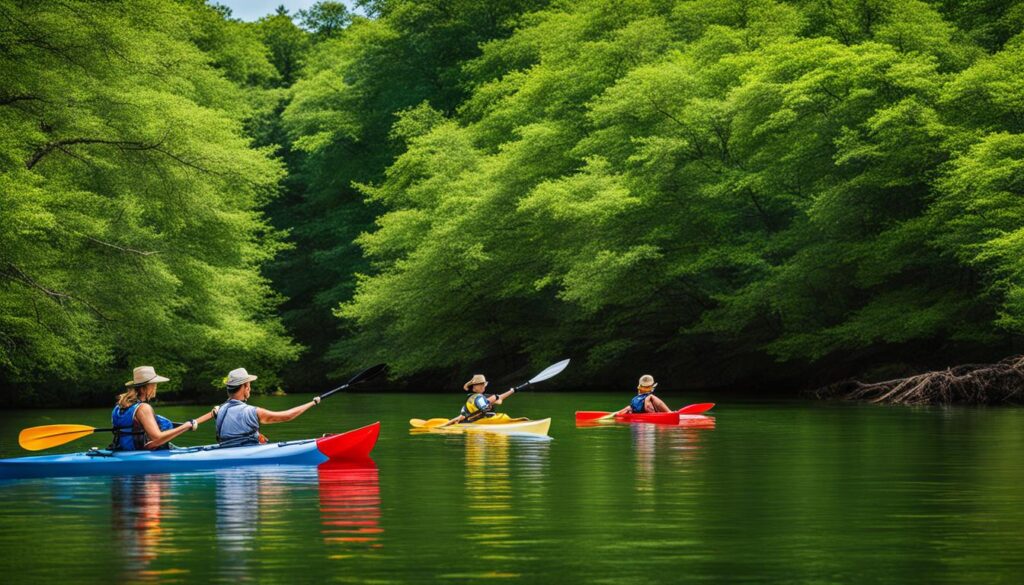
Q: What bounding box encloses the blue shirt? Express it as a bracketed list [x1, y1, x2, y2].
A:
[216, 399, 260, 446]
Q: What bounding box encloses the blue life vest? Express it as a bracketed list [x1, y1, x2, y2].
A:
[460, 393, 495, 422]
[630, 393, 652, 414]
[110, 402, 174, 451]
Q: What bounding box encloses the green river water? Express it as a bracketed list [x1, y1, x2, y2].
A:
[0, 392, 1022, 584]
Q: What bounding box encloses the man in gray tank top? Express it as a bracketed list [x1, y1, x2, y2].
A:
[214, 367, 322, 447]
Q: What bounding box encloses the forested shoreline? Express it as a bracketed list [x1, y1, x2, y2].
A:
[3, 0, 1024, 405]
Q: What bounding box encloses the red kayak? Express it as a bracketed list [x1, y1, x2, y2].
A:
[614, 411, 680, 424]
[576, 403, 715, 423]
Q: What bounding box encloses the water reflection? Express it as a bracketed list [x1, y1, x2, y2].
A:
[211, 460, 382, 578]
[318, 460, 383, 557]
[111, 474, 182, 583]
[632, 416, 716, 494]
[456, 434, 550, 579]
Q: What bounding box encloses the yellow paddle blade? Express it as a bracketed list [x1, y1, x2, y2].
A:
[18, 424, 98, 451]
[409, 418, 450, 429]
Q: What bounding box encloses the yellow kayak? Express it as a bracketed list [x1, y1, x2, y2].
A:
[409, 415, 551, 437]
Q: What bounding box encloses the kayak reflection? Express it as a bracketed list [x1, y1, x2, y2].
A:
[318, 459, 383, 556]
[452, 433, 549, 580]
[111, 474, 178, 583]
[212, 459, 382, 577]
[633, 415, 716, 495]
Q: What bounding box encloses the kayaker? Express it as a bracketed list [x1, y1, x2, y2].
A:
[615, 374, 672, 415]
[442, 374, 505, 425]
[112, 366, 216, 451]
[462, 374, 506, 422]
[214, 367, 321, 447]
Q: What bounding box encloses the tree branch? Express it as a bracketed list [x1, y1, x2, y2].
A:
[0, 262, 111, 321]
[26, 136, 163, 169]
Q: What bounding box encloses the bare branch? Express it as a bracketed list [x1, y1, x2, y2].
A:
[0, 262, 112, 321]
[76, 232, 158, 256]
[26, 136, 163, 169]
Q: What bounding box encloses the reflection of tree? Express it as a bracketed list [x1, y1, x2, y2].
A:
[111, 474, 171, 583]
[318, 459, 383, 557]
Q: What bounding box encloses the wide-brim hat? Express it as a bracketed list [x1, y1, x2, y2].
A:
[125, 366, 170, 387]
[226, 367, 258, 387]
[638, 374, 657, 389]
[463, 374, 488, 391]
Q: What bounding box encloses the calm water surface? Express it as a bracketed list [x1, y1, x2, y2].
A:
[1, 392, 1022, 584]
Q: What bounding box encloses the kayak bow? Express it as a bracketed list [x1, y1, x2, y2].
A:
[0, 422, 380, 480]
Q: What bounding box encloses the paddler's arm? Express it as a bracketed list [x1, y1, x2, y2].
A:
[140, 404, 217, 449]
[256, 396, 322, 424]
[489, 388, 516, 405]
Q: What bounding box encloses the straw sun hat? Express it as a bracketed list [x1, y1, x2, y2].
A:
[638, 374, 657, 389]
[125, 366, 170, 388]
[463, 374, 488, 391]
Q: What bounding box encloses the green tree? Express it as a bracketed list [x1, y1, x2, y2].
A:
[0, 0, 297, 403]
[298, 1, 352, 41]
[335, 0, 1024, 387]
[268, 0, 548, 385]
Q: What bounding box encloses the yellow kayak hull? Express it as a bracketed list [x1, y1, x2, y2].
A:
[409, 417, 551, 437]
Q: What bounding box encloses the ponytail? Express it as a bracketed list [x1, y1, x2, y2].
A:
[116, 386, 141, 409]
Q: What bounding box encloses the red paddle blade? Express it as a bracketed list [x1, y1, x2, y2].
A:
[678, 403, 715, 415]
[575, 411, 611, 422]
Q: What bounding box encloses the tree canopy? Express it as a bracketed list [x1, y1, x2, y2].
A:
[5, 0, 1024, 403]
[0, 0, 296, 403]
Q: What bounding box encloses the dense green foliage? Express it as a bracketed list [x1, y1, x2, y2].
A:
[268, 0, 548, 384]
[325, 0, 1024, 386]
[5, 0, 1024, 403]
[0, 0, 296, 403]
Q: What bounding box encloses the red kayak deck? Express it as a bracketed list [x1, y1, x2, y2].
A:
[614, 411, 681, 424]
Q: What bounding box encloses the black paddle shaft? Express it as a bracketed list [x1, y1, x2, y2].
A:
[317, 363, 387, 400]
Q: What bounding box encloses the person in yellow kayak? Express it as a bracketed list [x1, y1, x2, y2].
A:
[214, 367, 322, 447]
[615, 374, 673, 415]
[441, 374, 512, 425]
[112, 366, 217, 451]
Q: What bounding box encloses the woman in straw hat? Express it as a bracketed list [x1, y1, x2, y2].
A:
[111, 366, 217, 451]
[615, 374, 673, 416]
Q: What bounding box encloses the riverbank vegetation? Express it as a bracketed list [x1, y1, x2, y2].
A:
[3, 0, 1024, 404]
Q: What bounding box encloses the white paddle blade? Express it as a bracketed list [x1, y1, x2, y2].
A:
[529, 359, 570, 384]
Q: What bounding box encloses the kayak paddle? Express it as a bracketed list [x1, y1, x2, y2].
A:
[317, 363, 387, 401]
[19, 424, 120, 452]
[409, 418, 449, 429]
[574, 402, 716, 422]
[439, 359, 571, 427]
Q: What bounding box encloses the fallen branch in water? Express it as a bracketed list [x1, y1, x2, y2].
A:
[812, 355, 1024, 405]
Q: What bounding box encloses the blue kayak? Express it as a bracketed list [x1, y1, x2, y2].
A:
[0, 422, 380, 480]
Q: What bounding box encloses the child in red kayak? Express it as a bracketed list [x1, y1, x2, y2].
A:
[615, 375, 672, 415]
